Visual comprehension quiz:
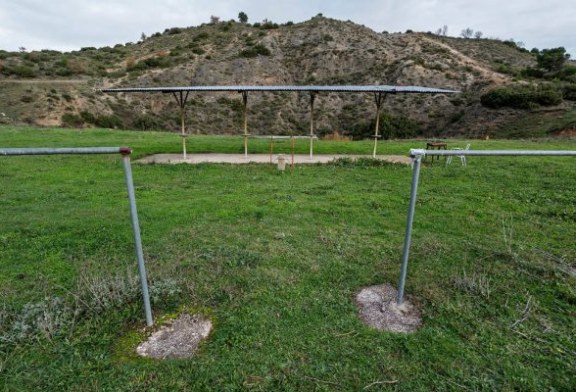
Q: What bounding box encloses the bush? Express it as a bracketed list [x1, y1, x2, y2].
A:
[80, 111, 95, 123]
[127, 56, 172, 72]
[165, 27, 183, 35]
[133, 115, 161, 130]
[239, 44, 271, 58]
[61, 113, 84, 127]
[558, 65, 576, 82]
[94, 115, 123, 129]
[193, 32, 209, 41]
[347, 112, 420, 140]
[4, 65, 36, 77]
[562, 84, 576, 101]
[521, 67, 545, 78]
[481, 85, 562, 109]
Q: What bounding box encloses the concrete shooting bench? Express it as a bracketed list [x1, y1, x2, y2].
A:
[250, 135, 318, 163]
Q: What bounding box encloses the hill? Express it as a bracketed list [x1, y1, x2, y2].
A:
[1, 16, 575, 138]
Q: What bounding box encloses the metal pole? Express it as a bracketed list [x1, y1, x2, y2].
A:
[414, 149, 576, 158]
[121, 153, 153, 326]
[396, 148, 576, 305]
[0, 147, 126, 156]
[309, 92, 316, 159]
[180, 103, 187, 160]
[242, 91, 249, 158]
[397, 154, 423, 305]
[291, 135, 295, 174]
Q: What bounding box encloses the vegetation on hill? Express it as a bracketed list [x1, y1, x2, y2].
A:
[0, 16, 575, 138]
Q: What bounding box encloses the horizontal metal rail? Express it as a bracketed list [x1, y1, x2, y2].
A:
[1, 146, 153, 327]
[0, 147, 131, 156]
[410, 149, 576, 157]
[397, 149, 576, 305]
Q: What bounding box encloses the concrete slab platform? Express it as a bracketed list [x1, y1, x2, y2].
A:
[136, 153, 412, 165]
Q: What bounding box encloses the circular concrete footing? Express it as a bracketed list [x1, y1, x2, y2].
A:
[356, 284, 421, 333]
[136, 313, 212, 359]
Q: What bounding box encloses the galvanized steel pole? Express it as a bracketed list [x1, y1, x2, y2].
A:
[0, 147, 126, 156]
[397, 148, 576, 305]
[397, 153, 423, 305]
[418, 149, 576, 157]
[121, 151, 153, 327]
[242, 91, 249, 158]
[1, 147, 154, 326]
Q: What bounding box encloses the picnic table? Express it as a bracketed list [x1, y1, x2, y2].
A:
[425, 141, 447, 164]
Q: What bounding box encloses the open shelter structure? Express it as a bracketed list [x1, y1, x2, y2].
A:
[100, 85, 459, 159]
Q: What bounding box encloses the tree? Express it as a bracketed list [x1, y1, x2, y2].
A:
[537, 47, 570, 72]
[238, 11, 248, 23]
[460, 28, 474, 39]
[474, 31, 483, 39]
[441, 25, 448, 36]
[210, 15, 220, 24]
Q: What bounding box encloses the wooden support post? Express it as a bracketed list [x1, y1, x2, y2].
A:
[309, 92, 316, 159]
[373, 92, 385, 158]
[172, 91, 190, 159]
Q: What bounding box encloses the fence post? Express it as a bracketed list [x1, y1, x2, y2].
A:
[397, 151, 424, 305]
[121, 150, 153, 326]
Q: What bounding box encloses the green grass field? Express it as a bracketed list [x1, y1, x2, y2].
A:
[1, 127, 575, 391]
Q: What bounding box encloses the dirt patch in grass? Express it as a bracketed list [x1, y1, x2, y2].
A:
[356, 284, 422, 333]
[136, 313, 212, 359]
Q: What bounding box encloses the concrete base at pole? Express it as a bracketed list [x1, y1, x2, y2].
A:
[356, 283, 421, 333]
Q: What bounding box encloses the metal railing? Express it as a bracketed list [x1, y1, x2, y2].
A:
[0, 147, 153, 326]
[397, 148, 576, 305]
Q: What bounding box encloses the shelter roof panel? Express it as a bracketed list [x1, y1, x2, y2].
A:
[100, 85, 459, 94]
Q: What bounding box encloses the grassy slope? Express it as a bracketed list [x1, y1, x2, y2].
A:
[1, 127, 575, 391]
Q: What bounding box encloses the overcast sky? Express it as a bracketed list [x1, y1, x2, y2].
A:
[1, 0, 574, 57]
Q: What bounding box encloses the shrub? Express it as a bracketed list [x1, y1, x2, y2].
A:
[537, 47, 570, 72]
[558, 65, 576, 82]
[5, 65, 36, 77]
[521, 67, 545, 79]
[94, 114, 123, 129]
[164, 27, 183, 35]
[127, 56, 172, 72]
[55, 67, 73, 77]
[133, 115, 161, 130]
[347, 112, 420, 140]
[61, 113, 84, 127]
[481, 85, 562, 109]
[562, 84, 576, 101]
[239, 44, 271, 58]
[193, 32, 209, 41]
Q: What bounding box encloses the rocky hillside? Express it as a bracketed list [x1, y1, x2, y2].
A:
[1, 16, 574, 138]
